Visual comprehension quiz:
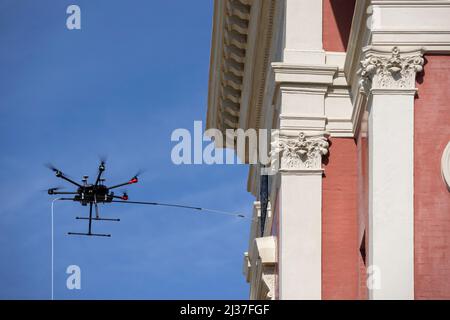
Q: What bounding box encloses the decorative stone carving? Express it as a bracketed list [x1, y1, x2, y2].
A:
[246, 236, 277, 300]
[442, 142, 450, 191]
[261, 268, 276, 300]
[271, 131, 330, 171]
[359, 47, 424, 93]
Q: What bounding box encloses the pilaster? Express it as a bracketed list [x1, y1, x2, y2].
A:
[270, 129, 329, 300]
[359, 46, 424, 300]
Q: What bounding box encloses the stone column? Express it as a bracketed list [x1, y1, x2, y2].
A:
[267, 0, 336, 299]
[271, 130, 329, 299]
[283, 0, 324, 64]
[269, 51, 336, 299]
[359, 46, 424, 300]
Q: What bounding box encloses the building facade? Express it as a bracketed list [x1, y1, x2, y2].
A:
[206, 0, 450, 300]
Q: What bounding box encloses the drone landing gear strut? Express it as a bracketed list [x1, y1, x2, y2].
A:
[76, 217, 120, 222]
[67, 232, 111, 237]
[68, 202, 118, 237]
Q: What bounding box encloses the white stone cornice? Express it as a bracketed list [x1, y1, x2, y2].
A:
[370, 88, 418, 96]
[207, 0, 253, 133]
[359, 47, 424, 94]
[270, 130, 330, 172]
[272, 61, 355, 138]
[272, 63, 338, 85]
[369, 1, 450, 51]
[255, 236, 277, 264]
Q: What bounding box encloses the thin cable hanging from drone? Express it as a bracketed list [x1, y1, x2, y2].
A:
[111, 200, 249, 219]
[56, 197, 250, 220]
[47, 160, 253, 237]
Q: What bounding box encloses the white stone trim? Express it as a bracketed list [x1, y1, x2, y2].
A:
[255, 236, 277, 264]
[272, 63, 338, 85]
[248, 201, 262, 251]
[345, 0, 450, 139]
[361, 47, 422, 300]
[442, 142, 450, 191]
[359, 47, 424, 93]
[270, 130, 330, 172]
[243, 252, 251, 282]
[278, 171, 322, 299]
[256, 236, 277, 300]
[245, 236, 277, 300]
[370, 1, 450, 51]
[367, 92, 415, 300]
[282, 0, 324, 64]
[207, 0, 253, 133]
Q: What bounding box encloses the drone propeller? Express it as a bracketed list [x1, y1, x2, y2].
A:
[99, 155, 108, 164]
[129, 169, 144, 184]
[45, 163, 57, 171]
[45, 163, 62, 176]
[48, 161, 252, 239]
[45, 163, 82, 187]
[134, 169, 145, 178]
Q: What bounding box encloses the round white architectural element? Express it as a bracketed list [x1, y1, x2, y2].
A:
[442, 142, 450, 191]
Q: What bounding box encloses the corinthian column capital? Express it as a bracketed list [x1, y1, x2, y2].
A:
[359, 47, 425, 93]
[270, 130, 330, 172]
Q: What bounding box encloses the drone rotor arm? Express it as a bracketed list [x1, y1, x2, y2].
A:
[48, 191, 78, 195]
[94, 162, 106, 186]
[58, 174, 83, 188]
[108, 180, 135, 190]
[46, 164, 82, 187]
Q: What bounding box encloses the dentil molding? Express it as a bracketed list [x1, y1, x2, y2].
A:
[359, 47, 424, 93]
[270, 131, 330, 171]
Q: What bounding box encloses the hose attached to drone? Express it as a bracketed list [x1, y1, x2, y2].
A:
[58, 198, 251, 220]
[111, 200, 249, 219]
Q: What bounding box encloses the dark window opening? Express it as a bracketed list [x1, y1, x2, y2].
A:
[359, 231, 366, 266]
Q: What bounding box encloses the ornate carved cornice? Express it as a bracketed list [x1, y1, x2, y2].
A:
[271, 131, 330, 172]
[359, 47, 424, 93]
[207, 0, 252, 133]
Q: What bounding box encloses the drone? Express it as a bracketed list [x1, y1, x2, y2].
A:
[47, 161, 247, 237]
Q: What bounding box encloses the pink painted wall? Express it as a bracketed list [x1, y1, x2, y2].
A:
[323, 0, 356, 52]
[414, 55, 450, 299]
[321, 0, 360, 299]
[322, 138, 359, 299]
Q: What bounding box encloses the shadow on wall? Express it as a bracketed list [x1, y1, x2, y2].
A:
[325, 0, 357, 52]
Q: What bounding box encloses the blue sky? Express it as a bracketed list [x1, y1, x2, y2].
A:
[0, 0, 253, 299]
